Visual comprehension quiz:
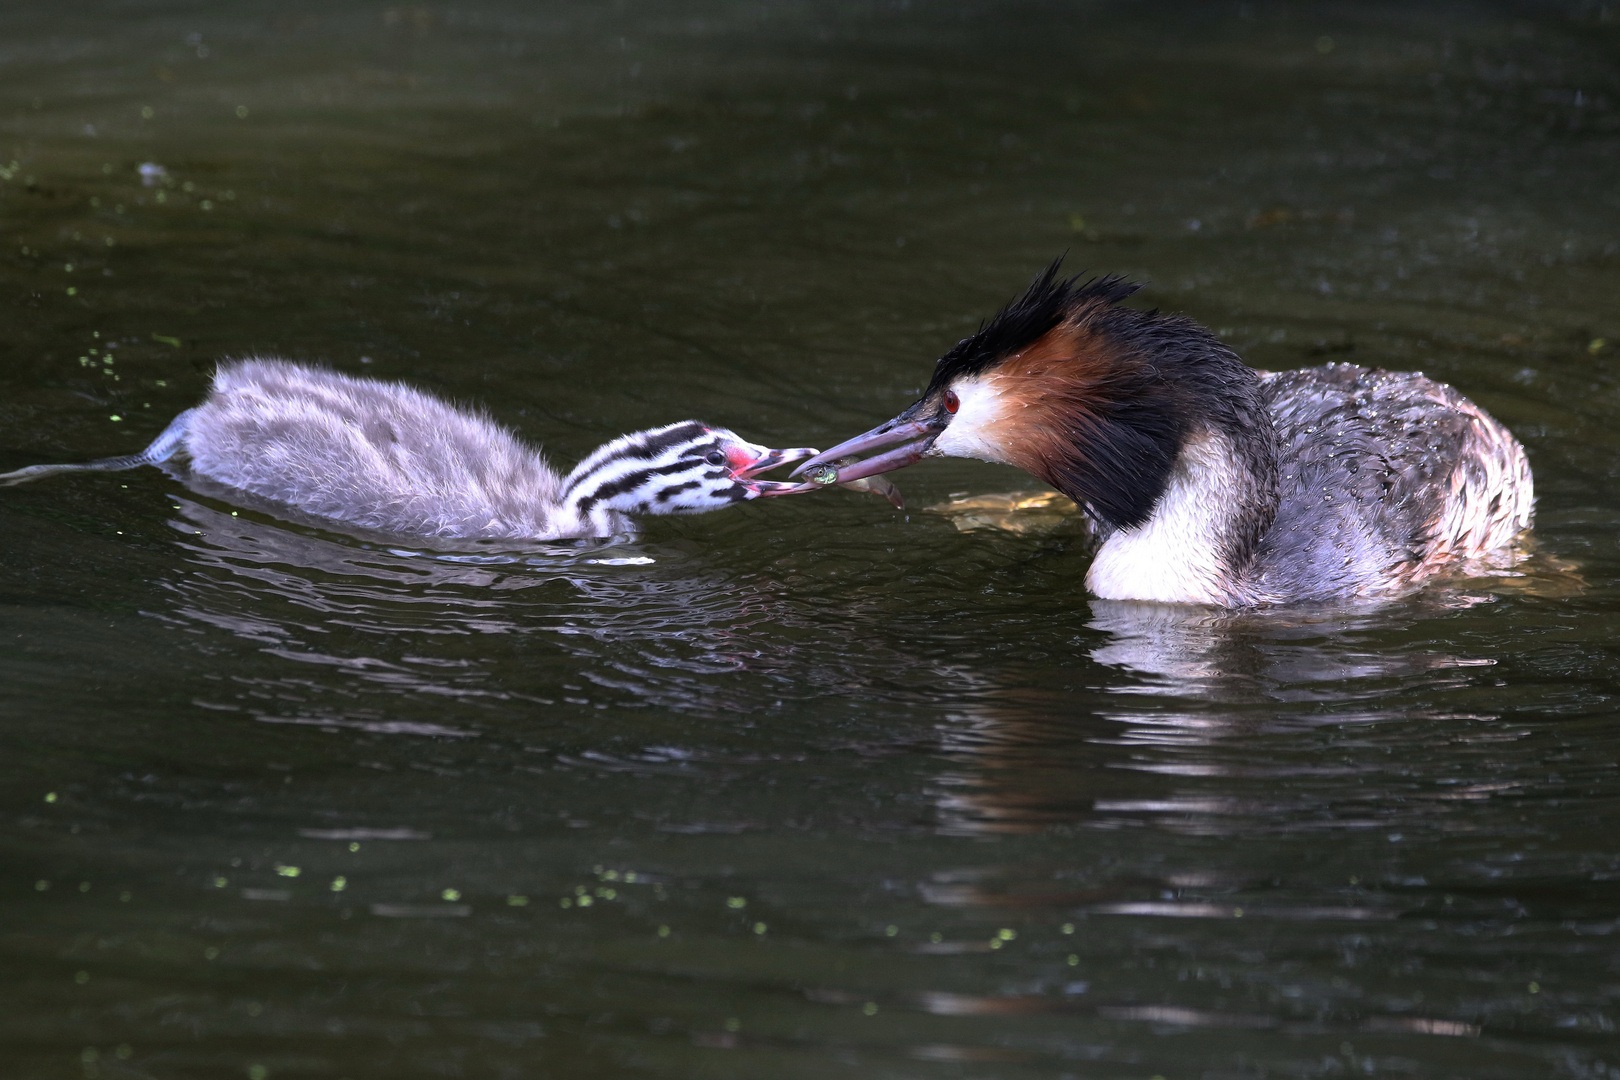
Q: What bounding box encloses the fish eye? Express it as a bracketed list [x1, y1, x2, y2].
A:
[944, 390, 960, 414]
[704, 450, 726, 465]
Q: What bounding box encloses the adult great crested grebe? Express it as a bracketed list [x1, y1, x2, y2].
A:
[795, 261, 1534, 606]
[0, 358, 817, 541]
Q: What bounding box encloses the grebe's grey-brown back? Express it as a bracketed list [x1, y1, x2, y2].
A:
[0, 359, 816, 540]
[796, 262, 1534, 606]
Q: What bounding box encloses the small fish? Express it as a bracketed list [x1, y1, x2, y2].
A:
[830, 457, 904, 511]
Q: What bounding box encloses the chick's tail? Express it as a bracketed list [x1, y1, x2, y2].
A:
[0, 407, 197, 487]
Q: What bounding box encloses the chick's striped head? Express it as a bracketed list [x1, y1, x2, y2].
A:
[564, 421, 817, 518]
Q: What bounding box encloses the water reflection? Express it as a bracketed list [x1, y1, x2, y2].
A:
[929, 595, 1517, 838]
[159, 495, 781, 706]
[1085, 597, 1503, 698]
[152, 494, 986, 727]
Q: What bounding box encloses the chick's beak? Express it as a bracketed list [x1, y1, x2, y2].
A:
[735, 445, 817, 480]
[735, 445, 824, 496]
[789, 413, 943, 484]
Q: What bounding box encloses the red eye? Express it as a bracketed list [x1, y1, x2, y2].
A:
[944, 390, 960, 414]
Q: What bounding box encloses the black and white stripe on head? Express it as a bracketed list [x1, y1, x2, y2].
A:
[564, 421, 776, 521]
[564, 421, 710, 494]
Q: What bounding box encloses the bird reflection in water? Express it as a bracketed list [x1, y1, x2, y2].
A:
[928, 596, 1513, 840]
[151, 492, 957, 726]
[903, 597, 1510, 1045]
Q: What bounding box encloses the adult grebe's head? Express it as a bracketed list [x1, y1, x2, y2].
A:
[794, 258, 1267, 532]
[564, 421, 817, 521]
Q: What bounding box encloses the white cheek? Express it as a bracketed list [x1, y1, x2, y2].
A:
[931, 377, 1014, 464]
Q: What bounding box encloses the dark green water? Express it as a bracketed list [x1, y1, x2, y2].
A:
[3, 2, 1619, 1077]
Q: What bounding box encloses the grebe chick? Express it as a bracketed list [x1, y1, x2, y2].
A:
[796, 262, 1534, 606]
[0, 359, 816, 541]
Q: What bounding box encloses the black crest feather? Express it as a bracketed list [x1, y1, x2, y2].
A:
[925, 258, 1142, 395]
[918, 258, 1274, 542]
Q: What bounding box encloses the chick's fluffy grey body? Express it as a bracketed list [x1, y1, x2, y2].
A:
[1, 359, 817, 540]
[188, 360, 592, 539]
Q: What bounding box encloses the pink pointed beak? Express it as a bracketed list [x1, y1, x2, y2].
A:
[735, 445, 818, 479]
[735, 445, 824, 496]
